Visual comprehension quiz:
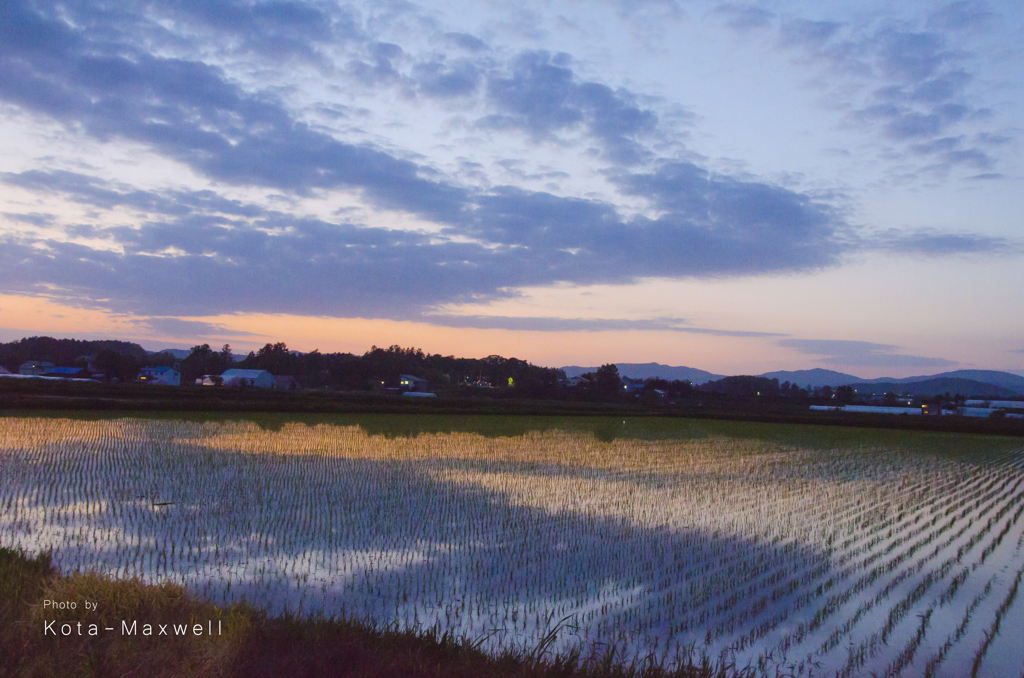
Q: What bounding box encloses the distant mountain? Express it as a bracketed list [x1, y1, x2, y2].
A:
[868, 370, 1024, 393]
[149, 348, 192, 359]
[560, 362, 723, 384]
[556, 365, 1024, 395]
[758, 368, 864, 389]
[848, 378, 1019, 399]
[756, 369, 1024, 394]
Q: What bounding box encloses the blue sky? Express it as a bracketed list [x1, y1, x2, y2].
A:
[0, 0, 1021, 376]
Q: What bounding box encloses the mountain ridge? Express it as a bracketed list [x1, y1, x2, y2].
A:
[560, 362, 724, 384]
[561, 364, 1024, 394]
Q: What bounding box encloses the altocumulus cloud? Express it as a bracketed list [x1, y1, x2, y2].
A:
[0, 0, 1015, 329]
[0, 164, 851, 320]
[768, 3, 1005, 177]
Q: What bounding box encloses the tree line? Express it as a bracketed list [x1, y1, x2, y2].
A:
[179, 342, 566, 395]
[3, 336, 924, 406]
[0, 337, 149, 383]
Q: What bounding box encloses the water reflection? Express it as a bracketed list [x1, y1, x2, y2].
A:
[1, 416, 1021, 676]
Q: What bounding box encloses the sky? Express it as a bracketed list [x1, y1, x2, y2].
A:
[0, 0, 1022, 377]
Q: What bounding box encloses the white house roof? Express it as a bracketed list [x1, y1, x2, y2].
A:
[399, 374, 427, 382]
[220, 369, 272, 379]
[44, 367, 86, 375]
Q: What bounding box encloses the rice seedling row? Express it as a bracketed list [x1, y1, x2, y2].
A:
[1, 416, 1022, 676]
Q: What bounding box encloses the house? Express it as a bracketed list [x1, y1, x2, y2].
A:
[566, 376, 590, 387]
[274, 376, 300, 391]
[19, 361, 55, 376]
[138, 366, 180, 386]
[220, 369, 275, 389]
[958, 399, 1024, 418]
[621, 377, 645, 394]
[964, 400, 1024, 409]
[812, 405, 923, 415]
[399, 374, 429, 392]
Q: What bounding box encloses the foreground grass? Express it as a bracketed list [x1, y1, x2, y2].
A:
[1, 548, 753, 678]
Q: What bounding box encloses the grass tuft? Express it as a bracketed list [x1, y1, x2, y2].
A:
[1, 547, 757, 677]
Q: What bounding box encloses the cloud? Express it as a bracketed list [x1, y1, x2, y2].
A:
[347, 41, 405, 87]
[0, 0, 1015, 328]
[443, 32, 488, 52]
[422, 315, 687, 332]
[0, 225, 459, 318]
[778, 19, 842, 50]
[713, 4, 774, 32]
[867, 228, 1021, 256]
[927, 1, 993, 32]
[0, 1, 468, 223]
[780, 339, 958, 368]
[140, 317, 264, 339]
[21, 146, 848, 296]
[609, 161, 849, 273]
[419, 314, 783, 335]
[97, 0, 351, 65]
[412, 58, 482, 98]
[482, 51, 658, 164]
[0, 157, 858, 319]
[0, 193, 834, 319]
[873, 28, 951, 82]
[773, 11, 1007, 175]
[2, 170, 266, 218]
[2, 212, 56, 226]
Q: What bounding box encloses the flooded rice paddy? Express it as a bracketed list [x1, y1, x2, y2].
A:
[1, 414, 1022, 676]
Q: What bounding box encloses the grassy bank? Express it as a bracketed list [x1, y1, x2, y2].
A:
[0, 548, 747, 678]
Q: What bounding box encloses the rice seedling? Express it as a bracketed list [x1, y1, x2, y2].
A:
[0, 414, 1021, 676]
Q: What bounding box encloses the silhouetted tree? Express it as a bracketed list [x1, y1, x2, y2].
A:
[94, 349, 140, 383]
[595, 364, 621, 395]
[180, 344, 233, 384]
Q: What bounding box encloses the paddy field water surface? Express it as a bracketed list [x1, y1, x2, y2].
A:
[1, 413, 1022, 677]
